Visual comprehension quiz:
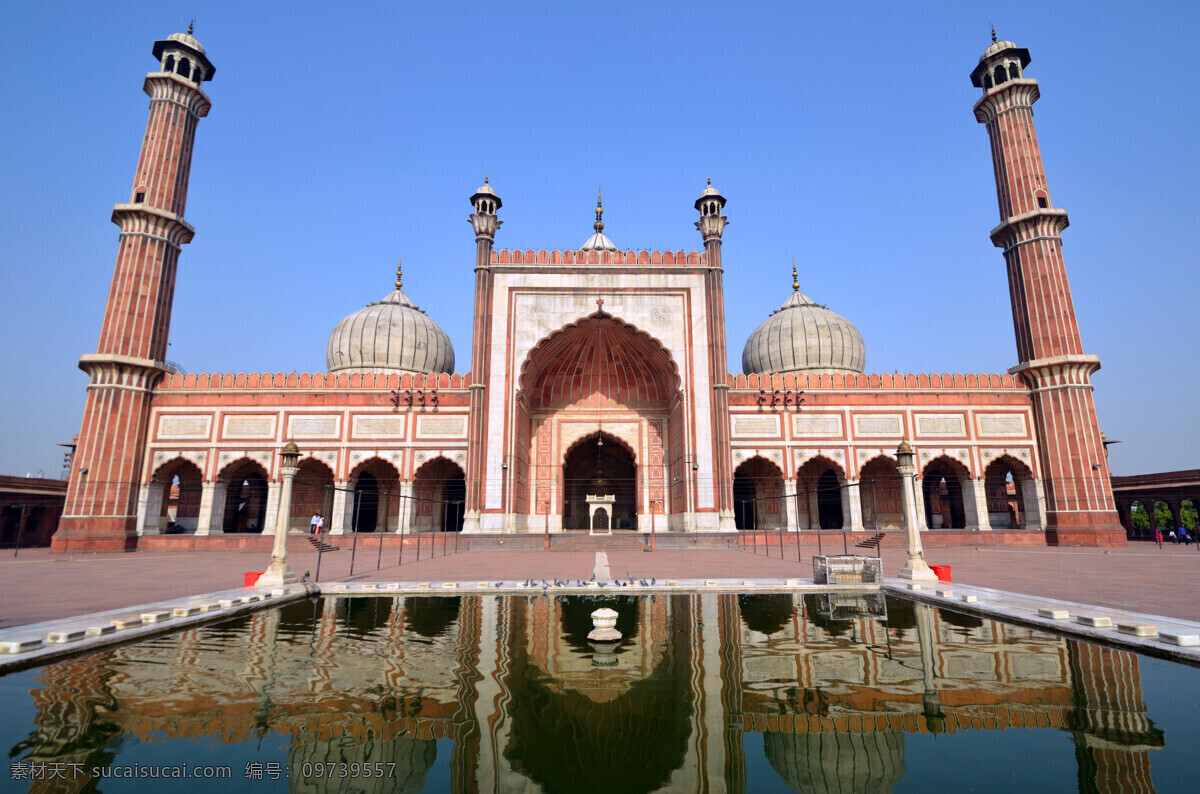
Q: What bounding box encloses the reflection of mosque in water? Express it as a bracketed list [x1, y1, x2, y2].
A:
[12, 594, 1165, 793]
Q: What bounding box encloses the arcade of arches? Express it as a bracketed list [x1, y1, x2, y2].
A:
[1112, 470, 1200, 540]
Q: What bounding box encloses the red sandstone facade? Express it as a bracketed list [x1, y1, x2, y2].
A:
[53, 31, 1125, 552]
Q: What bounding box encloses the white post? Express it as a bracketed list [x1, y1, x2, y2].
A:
[330, 482, 350, 535]
[258, 442, 300, 586]
[844, 480, 864, 531]
[897, 441, 937, 581]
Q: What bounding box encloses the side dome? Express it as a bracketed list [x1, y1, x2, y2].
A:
[326, 269, 454, 375]
[742, 287, 865, 376]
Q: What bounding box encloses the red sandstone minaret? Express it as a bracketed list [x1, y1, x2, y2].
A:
[972, 35, 1125, 546]
[462, 178, 502, 532]
[695, 180, 735, 530]
[53, 28, 214, 552]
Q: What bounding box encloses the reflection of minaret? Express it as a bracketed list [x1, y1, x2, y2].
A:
[11, 655, 121, 794]
[1066, 642, 1163, 794]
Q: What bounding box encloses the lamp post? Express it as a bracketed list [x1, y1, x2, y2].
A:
[896, 440, 937, 581]
[258, 441, 300, 586]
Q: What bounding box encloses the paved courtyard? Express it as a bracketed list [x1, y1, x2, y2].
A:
[1, 537, 1196, 628]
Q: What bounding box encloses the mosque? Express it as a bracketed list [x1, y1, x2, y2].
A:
[51, 28, 1126, 552]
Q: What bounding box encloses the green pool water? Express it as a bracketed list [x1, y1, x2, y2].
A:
[2, 593, 1196, 792]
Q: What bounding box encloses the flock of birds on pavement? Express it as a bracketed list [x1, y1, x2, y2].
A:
[485, 572, 656, 593]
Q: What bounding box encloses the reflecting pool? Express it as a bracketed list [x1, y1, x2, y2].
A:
[2, 593, 1197, 792]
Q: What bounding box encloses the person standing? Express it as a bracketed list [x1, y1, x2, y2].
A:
[316, 514, 325, 536]
[1155, 526, 1163, 549]
[1180, 526, 1191, 546]
[310, 513, 320, 535]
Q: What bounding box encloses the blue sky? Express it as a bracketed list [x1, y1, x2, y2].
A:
[1, 1, 1196, 478]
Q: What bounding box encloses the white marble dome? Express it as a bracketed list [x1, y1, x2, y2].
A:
[742, 288, 865, 375]
[326, 284, 454, 375]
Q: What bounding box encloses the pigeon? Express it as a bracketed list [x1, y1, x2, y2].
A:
[589, 572, 596, 582]
[650, 577, 656, 586]
[598, 581, 606, 588]
[494, 582, 503, 588]
[640, 579, 648, 587]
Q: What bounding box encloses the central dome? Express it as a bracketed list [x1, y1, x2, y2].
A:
[326, 264, 454, 375]
[742, 285, 865, 376]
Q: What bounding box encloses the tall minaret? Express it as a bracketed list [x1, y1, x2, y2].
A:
[695, 180, 735, 530]
[463, 177, 502, 532]
[971, 35, 1124, 546]
[53, 28, 214, 552]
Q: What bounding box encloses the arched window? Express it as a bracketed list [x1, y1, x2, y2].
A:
[983, 73, 993, 89]
[178, 57, 191, 78]
[164, 55, 175, 73]
[993, 65, 1006, 86]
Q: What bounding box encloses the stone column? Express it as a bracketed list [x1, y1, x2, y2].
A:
[1020, 477, 1043, 530]
[262, 481, 282, 535]
[783, 478, 798, 532]
[137, 482, 162, 536]
[396, 481, 414, 534]
[258, 442, 299, 586]
[807, 490, 820, 529]
[843, 480, 864, 531]
[897, 442, 937, 581]
[195, 481, 225, 535]
[913, 476, 928, 529]
[329, 481, 349, 534]
[965, 478, 991, 531]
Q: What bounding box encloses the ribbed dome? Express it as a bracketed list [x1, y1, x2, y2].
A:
[742, 288, 865, 375]
[167, 31, 206, 54]
[326, 285, 454, 375]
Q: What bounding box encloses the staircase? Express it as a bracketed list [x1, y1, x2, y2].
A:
[308, 536, 340, 553]
[854, 534, 882, 550]
[551, 532, 648, 552]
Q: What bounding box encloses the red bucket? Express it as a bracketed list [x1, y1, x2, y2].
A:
[929, 565, 952, 583]
[243, 571, 264, 587]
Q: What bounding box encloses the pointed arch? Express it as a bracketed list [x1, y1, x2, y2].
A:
[518, 312, 681, 410]
[292, 457, 335, 533]
[147, 457, 203, 533]
[920, 455, 969, 529]
[796, 455, 846, 530]
[983, 454, 1036, 529]
[413, 456, 466, 532]
[733, 456, 784, 530]
[349, 457, 402, 533]
[217, 458, 269, 533]
[562, 431, 638, 530]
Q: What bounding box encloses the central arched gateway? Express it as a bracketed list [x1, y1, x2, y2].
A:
[515, 311, 682, 533]
[563, 432, 637, 530]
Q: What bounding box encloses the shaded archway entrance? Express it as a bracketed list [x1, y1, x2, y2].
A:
[518, 311, 680, 530]
[292, 458, 334, 533]
[733, 457, 784, 530]
[922, 456, 968, 529]
[413, 457, 466, 532]
[219, 458, 268, 534]
[349, 458, 400, 533]
[984, 456, 1031, 528]
[563, 433, 637, 530]
[147, 457, 202, 533]
[797, 457, 845, 529]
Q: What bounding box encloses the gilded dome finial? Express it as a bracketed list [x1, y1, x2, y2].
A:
[594, 186, 604, 232]
[188, 19, 195, 35]
[990, 24, 997, 43]
[792, 259, 799, 292]
[394, 256, 403, 290]
[484, 173, 489, 185]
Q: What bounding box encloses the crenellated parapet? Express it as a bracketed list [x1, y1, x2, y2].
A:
[490, 249, 705, 266]
[156, 371, 472, 392]
[727, 372, 1028, 391]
